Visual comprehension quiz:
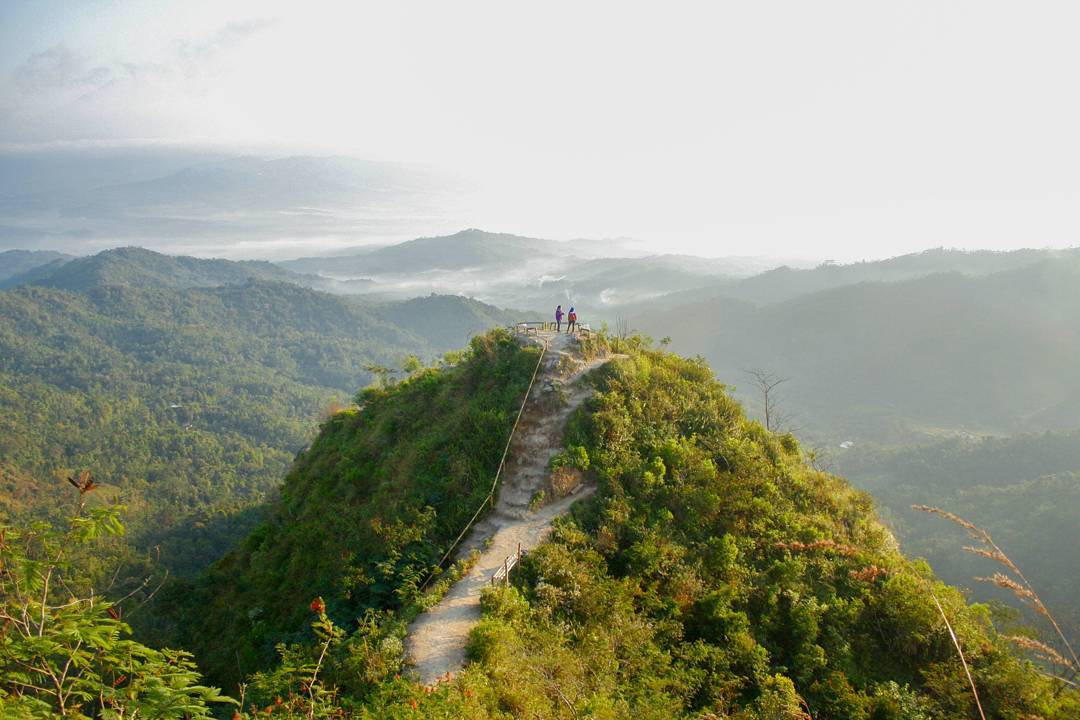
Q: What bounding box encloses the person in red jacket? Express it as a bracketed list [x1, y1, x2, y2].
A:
[566, 307, 577, 334]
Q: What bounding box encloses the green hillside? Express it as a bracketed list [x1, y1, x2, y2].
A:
[440, 344, 1074, 718]
[837, 431, 1080, 647]
[636, 257, 1080, 442]
[0, 267, 524, 579]
[145, 334, 1076, 718]
[379, 294, 530, 350]
[0, 245, 318, 291]
[163, 331, 542, 686]
[0, 248, 73, 281]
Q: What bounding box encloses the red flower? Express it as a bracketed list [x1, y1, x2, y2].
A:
[310, 597, 326, 614]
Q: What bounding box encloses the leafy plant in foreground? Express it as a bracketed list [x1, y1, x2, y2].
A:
[0, 497, 232, 718]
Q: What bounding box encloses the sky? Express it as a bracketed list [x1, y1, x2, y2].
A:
[2, 1, 1080, 260]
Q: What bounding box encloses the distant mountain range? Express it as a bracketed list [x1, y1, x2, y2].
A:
[0, 249, 73, 282]
[7, 232, 1080, 446]
[281, 228, 569, 275]
[277, 229, 780, 309]
[0, 246, 318, 292]
[714, 246, 1080, 305]
[0, 150, 471, 256]
[634, 252, 1080, 441]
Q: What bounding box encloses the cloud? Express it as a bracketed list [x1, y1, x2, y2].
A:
[11, 16, 275, 94]
[13, 45, 113, 92]
[177, 18, 277, 65]
[2, 18, 280, 143]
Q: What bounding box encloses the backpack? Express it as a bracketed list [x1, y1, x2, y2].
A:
[568, 311, 577, 322]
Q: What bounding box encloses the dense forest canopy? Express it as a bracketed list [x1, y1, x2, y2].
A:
[0, 255, 527, 580]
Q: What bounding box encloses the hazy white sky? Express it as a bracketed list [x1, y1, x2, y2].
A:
[2, 1, 1079, 260]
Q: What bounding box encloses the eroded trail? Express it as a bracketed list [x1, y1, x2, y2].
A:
[405, 331, 610, 685]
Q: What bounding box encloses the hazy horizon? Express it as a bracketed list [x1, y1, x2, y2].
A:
[4, 2, 1080, 261]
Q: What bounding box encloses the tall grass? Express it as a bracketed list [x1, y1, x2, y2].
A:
[913, 505, 1079, 685]
[925, 584, 987, 720]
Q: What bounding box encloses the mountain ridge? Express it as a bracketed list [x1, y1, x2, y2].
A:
[156, 330, 1078, 717]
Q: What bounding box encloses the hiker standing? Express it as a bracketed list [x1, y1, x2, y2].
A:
[566, 307, 577, 334]
[555, 305, 564, 332]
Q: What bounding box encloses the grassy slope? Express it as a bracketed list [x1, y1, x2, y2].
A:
[423, 343, 1074, 718]
[185, 337, 1075, 717]
[165, 331, 542, 686]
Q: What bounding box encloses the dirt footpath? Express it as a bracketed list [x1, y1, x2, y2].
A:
[404, 331, 610, 685]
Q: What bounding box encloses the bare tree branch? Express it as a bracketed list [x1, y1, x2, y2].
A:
[746, 369, 790, 432]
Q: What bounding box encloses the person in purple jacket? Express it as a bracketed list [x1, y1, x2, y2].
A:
[555, 305, 564, 332]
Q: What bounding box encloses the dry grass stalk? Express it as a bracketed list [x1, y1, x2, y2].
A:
[911, 504, 983, 536]
[1006, 635, 1072, 669]
[976, 573, 1039, 604]
[928, 586, 987, 720]
[963, 545, 1019, 575]
[913, 505, 1079, 672]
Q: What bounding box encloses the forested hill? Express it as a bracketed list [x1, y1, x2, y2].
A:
[153, 333, 1076, 717]
[635, 255, 1080, 442]
[164, 330, 545, 687]
[837, 429, 1080, 647]
[0, 245, 319, 291]
[0, 268, 527, 580]
[281, 228, 566, 275]
[0, 248, 73, 282]
[714, 246, 1080, 305]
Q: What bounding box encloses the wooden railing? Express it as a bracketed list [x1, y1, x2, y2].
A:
[514, 321, 593, 339]
[491, 543, 523, 586]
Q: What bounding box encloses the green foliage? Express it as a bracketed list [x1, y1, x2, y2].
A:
[549, 445, 589, 472]
[403, 345, 1075, 718]
[241, 600, 347, 718]
[169, 330, 541, 687]
[0, 508, 232, 718]
[0, 274, 521, 585]
[838, 431, 1080, 646]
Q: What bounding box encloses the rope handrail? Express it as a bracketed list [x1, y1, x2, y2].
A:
[418, 333, 548, 591]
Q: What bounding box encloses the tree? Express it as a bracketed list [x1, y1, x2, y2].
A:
[746, 369, 790, 432]
[0, 495, 233, 718]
